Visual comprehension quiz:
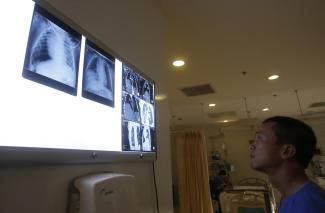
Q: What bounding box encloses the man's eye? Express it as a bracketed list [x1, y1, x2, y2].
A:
[255, 134, 263, 140]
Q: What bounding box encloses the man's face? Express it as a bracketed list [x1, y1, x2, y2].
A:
[250, 122, 283, 173]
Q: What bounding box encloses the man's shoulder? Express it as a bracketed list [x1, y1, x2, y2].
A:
[280, 181, 325, 213]
[293, 181, 325, 202]
[302, 181, 325, 196]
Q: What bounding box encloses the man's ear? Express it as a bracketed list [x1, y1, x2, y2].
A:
[280, 144, 296, 159]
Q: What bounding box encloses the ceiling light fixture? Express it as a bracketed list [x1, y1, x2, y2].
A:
[208, 103, 216, 107]
[155, 94, 167, 101]
[268, 74, 279, 80]
[262, 108, 269, 111]
[223, 120, 228, 123]
[172, 60, 185, 67]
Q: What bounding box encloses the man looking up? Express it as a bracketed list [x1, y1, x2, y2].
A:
[250, 116, 325, 213]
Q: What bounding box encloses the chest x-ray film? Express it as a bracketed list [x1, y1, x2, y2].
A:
[23, 4, 81, 95]
[122, 64, 156, 152]
[122, 120, 141, 151]
[139, 99, 154, 127]
[141, 126, 151, 151]
[122, 65, 140, 97]
[82, 40, 115, 107]
[122, 92, 141, 123]
[139, 77, 154, 104]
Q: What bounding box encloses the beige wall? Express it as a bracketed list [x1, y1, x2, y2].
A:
[304, 116, 325, 151]
[0, 0, 173, 212]
[203, 125, 267, 184]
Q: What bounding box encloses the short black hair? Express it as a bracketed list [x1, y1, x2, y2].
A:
[263, 116, 317, 169]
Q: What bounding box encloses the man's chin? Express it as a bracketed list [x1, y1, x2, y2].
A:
[250, 162, 265, 172]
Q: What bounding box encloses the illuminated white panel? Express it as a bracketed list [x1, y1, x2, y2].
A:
[0, 1, 123, 152]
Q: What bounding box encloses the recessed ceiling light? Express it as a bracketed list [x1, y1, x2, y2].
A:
[172, 60, 185, 67]
[208, 103, 216, 107]
[268, 75, 279, 80]
[155, 94, 167, 101]
[262, 108, 269, 111]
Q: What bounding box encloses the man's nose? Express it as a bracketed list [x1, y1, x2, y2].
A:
[250, 144, 255, 151]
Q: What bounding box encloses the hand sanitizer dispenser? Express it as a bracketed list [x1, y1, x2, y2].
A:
[68, 173, 140, 213]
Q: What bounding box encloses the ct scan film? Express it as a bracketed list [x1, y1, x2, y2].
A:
[122, 120, 141, 151]
[23, 5, 82, 95]
[82, 40, 115, 107]
[122, 93, 140, 123]
[122, 64, 156, 152]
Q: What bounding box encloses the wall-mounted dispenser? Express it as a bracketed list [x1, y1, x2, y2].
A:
[68, 173, 139, 213]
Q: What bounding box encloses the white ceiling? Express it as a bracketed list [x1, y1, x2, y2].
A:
[157, 0, 325, 126]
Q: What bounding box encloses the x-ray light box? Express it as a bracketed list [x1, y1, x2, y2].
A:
[0, 1, 156, 163]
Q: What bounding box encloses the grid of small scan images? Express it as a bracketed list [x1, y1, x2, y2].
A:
[122, 64, 156, 152]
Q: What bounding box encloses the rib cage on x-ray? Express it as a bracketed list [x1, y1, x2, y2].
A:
[25, 11, 81, 87]
[122, 120, 141, 151]
[128, 121, 141, 150]
[139, 99, 154, 127]
[122, 65, 139, 96]
[83, 45, 114, 100]
[141, 126, 151, 151]
[122, 93, 140, 122]
[139, 79, 153, 103]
